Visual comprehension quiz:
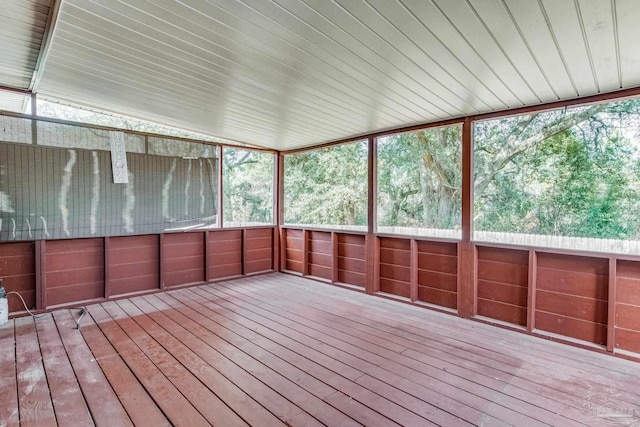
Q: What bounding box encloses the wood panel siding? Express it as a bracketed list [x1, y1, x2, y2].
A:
[208, 230, 242, 279]
[244, 228, 273, 275]
[45, 238, 104, 306]
[284, 229, 304, 274]
[615, 260, 640, 354]
[477, 247, 528, 326]
[108, 235, 160, 296]
[536, 253, 608, 345]
[162, 233, 205, 288]
[379, 237, 411, 298]
[337, 233, 366, 287]
[0, 242, 35, 312]
[416, 240, 457, 309]
[307, 231, 332, 280]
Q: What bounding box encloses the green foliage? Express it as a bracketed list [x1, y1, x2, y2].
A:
[223, 148, 274, 224]
[284, 142, 368, 226]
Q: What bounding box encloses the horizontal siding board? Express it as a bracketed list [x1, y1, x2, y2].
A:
[285, 248, 303, 262]
[308, 264, 332, 280]
[337, 256, 365, 273]
[338, 243, 365, 260]
[535, 310, 607, 344]
[209, 229, 242, 242]
[308, 239, 332, 254]
[47, 267, 104, 288]
[477, 260, 528, 286]
[308, 231, 331, 242]
[337, 270, 365, 287]
[536, 290, 607, 324]
[108, 246, 158, 265]
[109, 262, 159, 280]
[110, 275, 159, 295]
[162, 243, 204, 259]
[209, 239, 242, 254]
[417, 253, 457, 274]
[417, 270, 457, 292]
[163, 256, 204, 273]
[245, 236, 272, 251]
[245, 228, 273, 239]
[616, 260, 640, 279]
[245, 259, 273, 274]
[379, 237, 411, 251]
[245, 248, 272, 263]
[379, 248, 410, 266]
[615, 328, 640, 354]
[379, 278, 410, 298]
[477, 246, 528, 265]
[477, 298, 527, 326]
[209, 264, 242, 279]
[337, 234, 365, 245]
[47, 282, 104, 306]
[285, 260, 303, 273]
[308, 252, 332, 267]
[616, 278, 640, 306]
[208, 252, 242, 266]
[416, 240, 457, 256]
[379, 263, 411, 283]
[536, 268, 608, 300]
[615, 303, 640, 330]
[164, 269, 204, 287]
[537, 252, 608, 275]
[417, 286, 457, 309]
[478, 280, 527, 307]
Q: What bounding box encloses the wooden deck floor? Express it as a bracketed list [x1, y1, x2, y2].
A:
[1, 273, 639, 427]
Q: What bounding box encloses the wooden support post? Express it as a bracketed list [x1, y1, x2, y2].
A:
[204, 231, 211, 282]
[458, 118, 476, 318]
[366, 235, 380, 295]
[410, 239, 418, 302]
[302, 229, 309, 276]
[527, 250, 537, 332]
[331, 232, 338, 284]
[34, 240, 46, 310]
[241, 229, 247, 276]
[273, 153, 284, 272]
[280, 227, 287, 272]
[159, 234, 165, 290]
[104, 237, 111, 298]
[365, 137, 377, 295]
[607, 257, 617, 352]
[217, 145, 224, 228]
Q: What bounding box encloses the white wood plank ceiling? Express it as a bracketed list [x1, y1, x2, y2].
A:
[3, 0, 640, 150]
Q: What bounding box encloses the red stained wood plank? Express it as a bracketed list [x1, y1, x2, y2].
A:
[337, 270, 366, 287]
[163, 256, 204, 273]
[245, 228, 273, 239]
[615, 328, 640, 354]
[379, 278, 411, 298]
[337, 256, 366, 273]
[79, 310, 171, 426]
[416, 240, 457, 256]
[285, 248, 304, 262]
[536, 268, 608, 300]
[535, 310, 607, 344]
[617, 260, 640, 278]
[209, 264, 243, 279]
[209, 239, 242, 254]
[380, 263, 411, 283]
[417, 287, 457, 309]
[417, 252, 457, 275]
[338, 242, 366, 260]
[108, 235, 158, 249]
[616, 277, 640, 306]
[536, 290, 608, 324]
[309, 264, 332, 280]
[46, 238, 103, 253]
[477, 246, 528, 265]
[379, 248, 411, 266]
[164, 233, 204, 245]
[46, 251, 104, 272]
[478, 280, 527, 307]
[616, 303, 640, 331]
[245, 236, 272, 251]
[477, 260, 528, 286]
[477, 299, 527, 326]
[245, 259, 273, 274]
[110, 275, 160, 295]
[245, 248, 272, 263]
[162, 243, 204, 259]
[537, 252, 608, 275]
[47, 281, 104, 306]
[0, 321, 19, 426]
[337, 233, 365, 245]
[209, 251, 242, 266]
[110, 261, 159, 279]
[285, 238, 304, 252]
[209, 229, 243, 242]
[285, 228, 304, 239]
[0, 242, 34, 257]
[417, 270, 457, 292]
[46, 266, 105, 288]
[309, 251, 332, 267]
[164, 269, 205, 287]
[14, 317, 57, 427]
[1, 276, 35, 292]
[35, 316, 93, 426]
[308, 239, 332, 254]
[285, 260, 303, 273]
[89, 304, 212, 427]
[309, 231, 332, 242]
[53, 310, 134, 427]
[379, 237, 411, 251]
